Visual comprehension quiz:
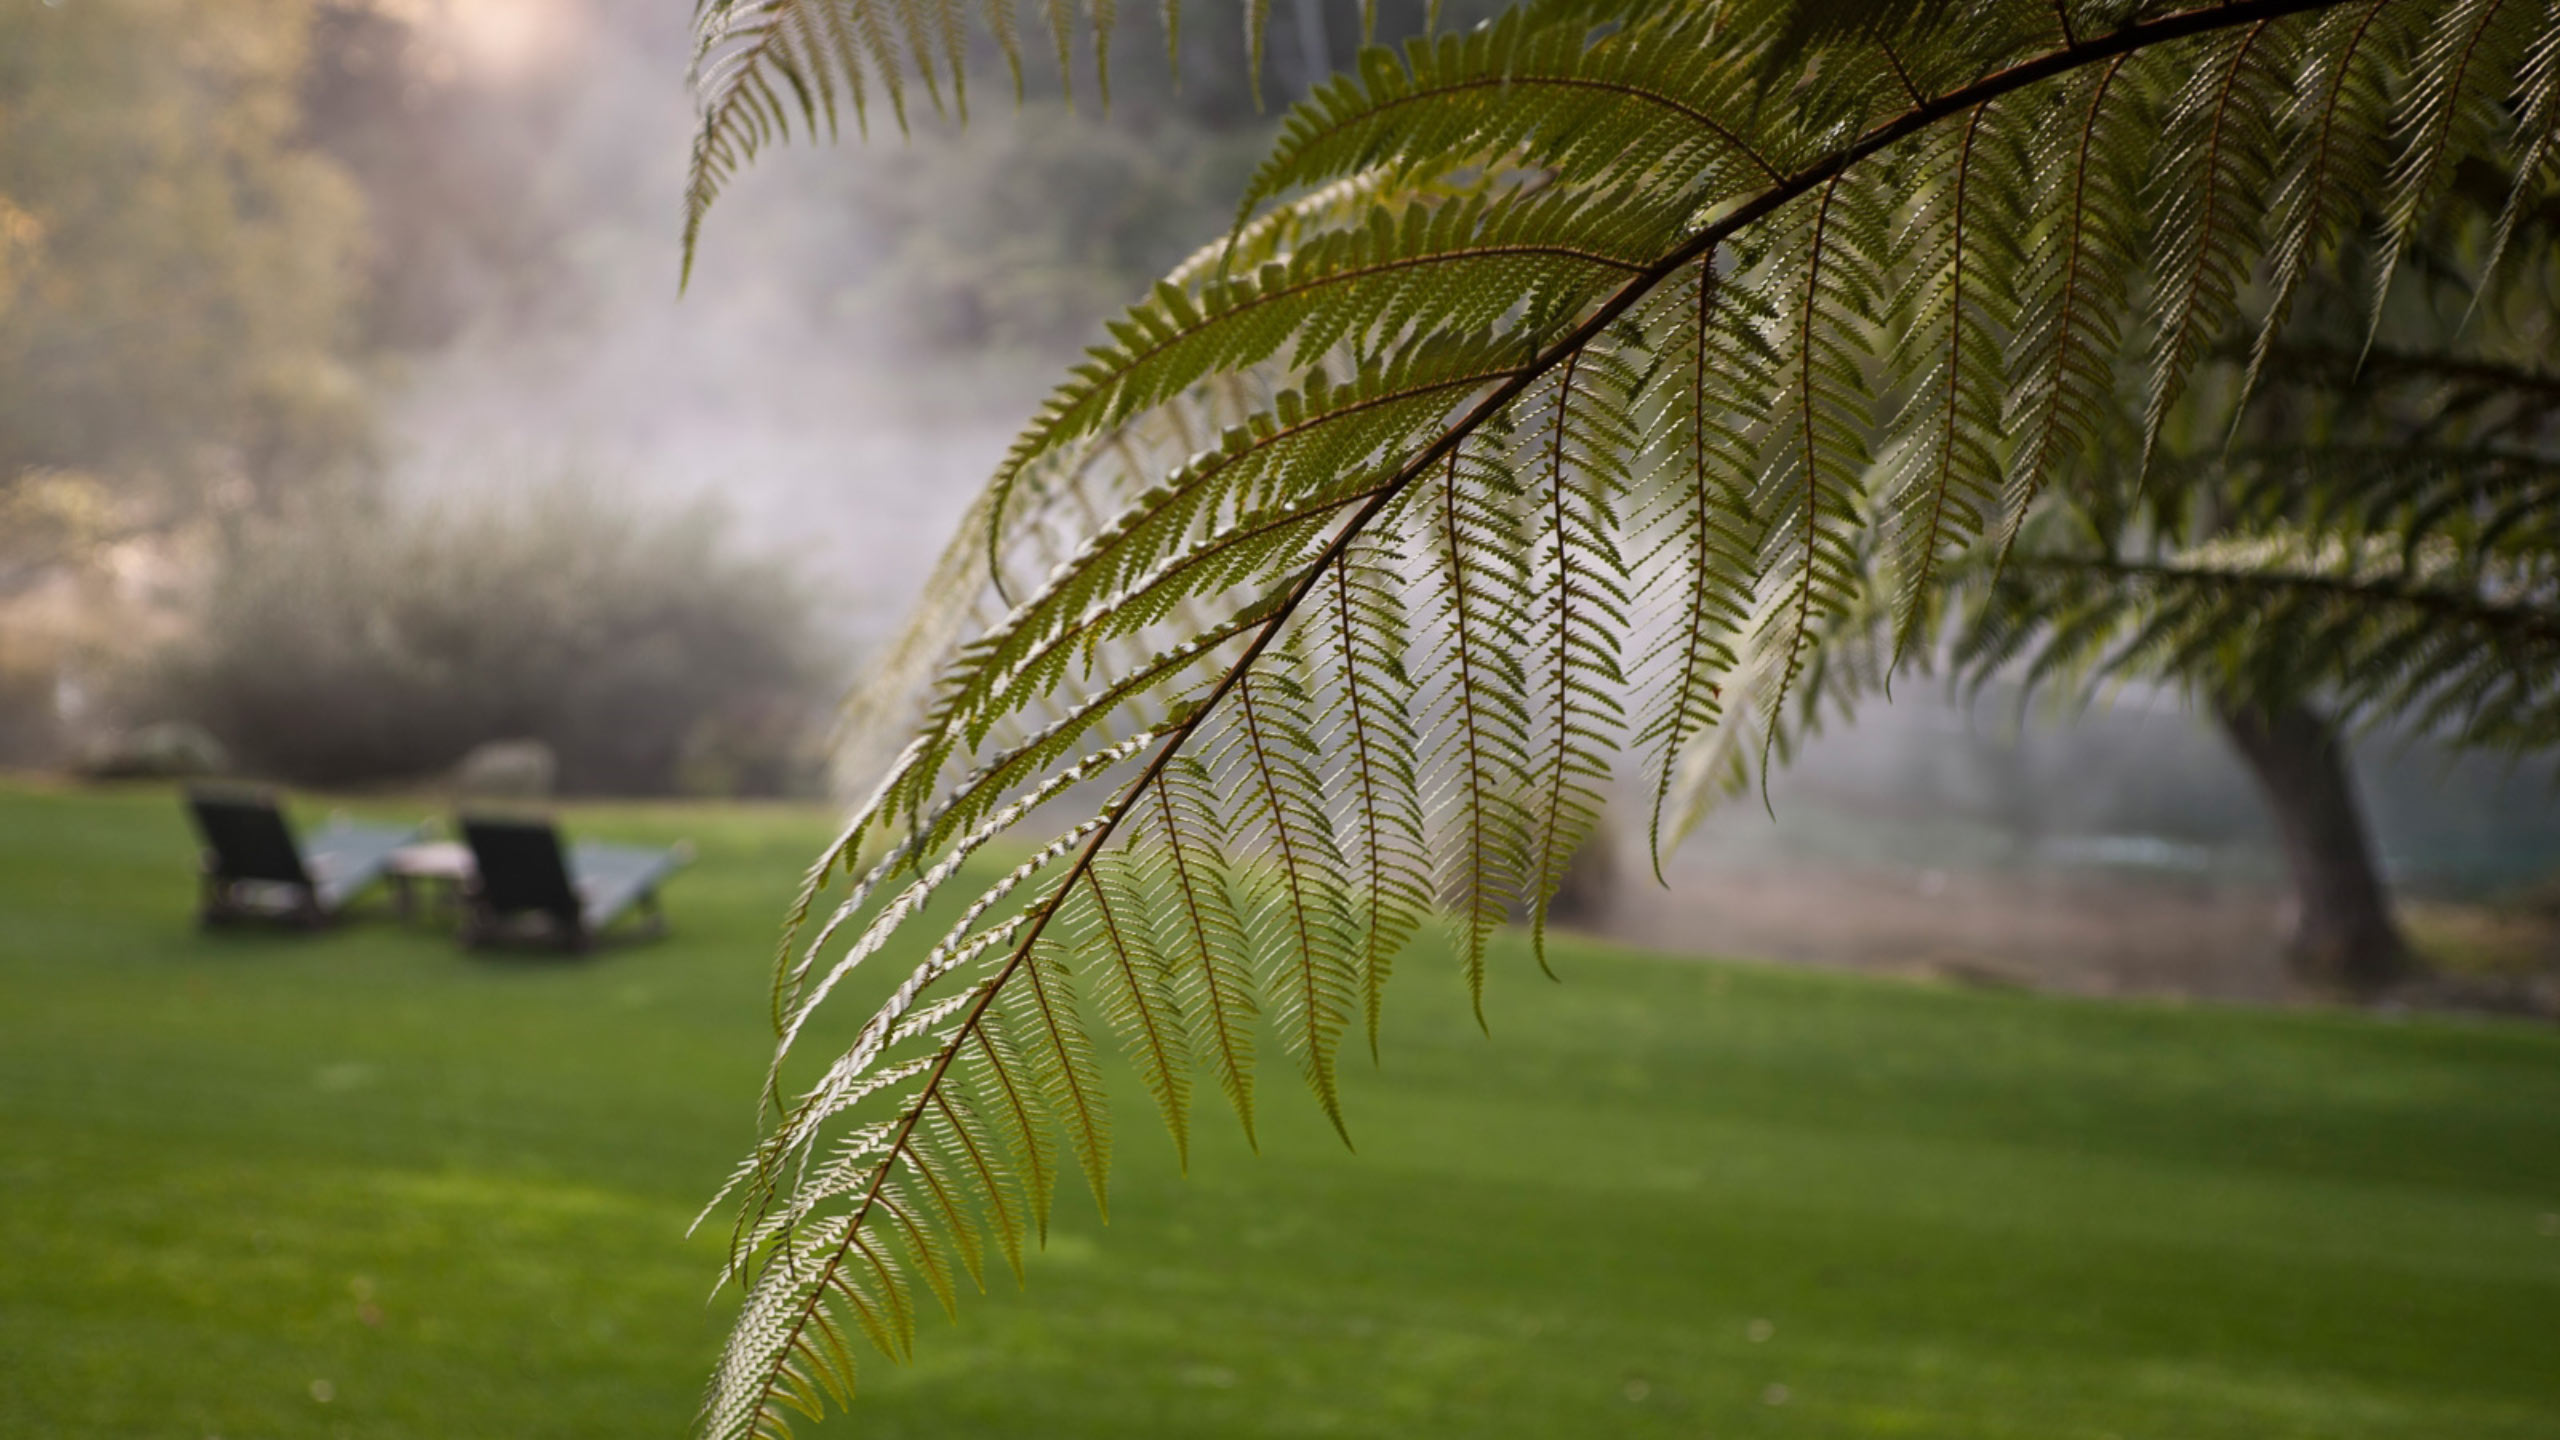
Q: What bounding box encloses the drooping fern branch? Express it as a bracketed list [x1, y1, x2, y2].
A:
[1976, 542, 2560, 740]
[683, 3, 2560, 1435]
[1673, 164, 2560, 822]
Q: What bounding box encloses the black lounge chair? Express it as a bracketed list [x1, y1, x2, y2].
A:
[457, 816, 691, 951]
[186, 788, 424, 928]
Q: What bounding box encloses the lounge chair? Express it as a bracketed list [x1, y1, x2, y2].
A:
[186, 787, 424, 928]
[457, 816, 691, 951]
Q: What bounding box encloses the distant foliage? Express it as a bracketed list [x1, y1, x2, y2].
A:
[0, 0, 371, 517]
[147, 482, 834, 795]
[680, 4, 2560, 1435]
[0, 629, 61, 768]
[814, 113, 1270, 354]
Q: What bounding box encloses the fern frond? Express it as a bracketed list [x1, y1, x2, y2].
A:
[2479, 7, 2560, 285]
[2367, 0, 2542, 339]
[977, 189, 1661, 584]
[1971, 542, 2560, 749]
[1419, 438, 1539, 1016]
[2235, 0, 2416, 417]
[1243, 5, 1790, 220]
[1522, 340, 1641, 960]
[1140, 755, 1264, 1141]
[1629, 256, 1767, 878]
[2140, 16, 2287, 466]
[687, 1, 902, 284]
[688, 6, 2560, 1436]
[1225, 664, 1363, 1135]
[1074, 852, 1196, 1162]
[1878, 101, 2023, 661]
[2001, 48, 2144, 546]
[1751, 170, 1890, 774]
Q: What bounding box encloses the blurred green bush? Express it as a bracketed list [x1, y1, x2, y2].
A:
[144, 480, 836, 796]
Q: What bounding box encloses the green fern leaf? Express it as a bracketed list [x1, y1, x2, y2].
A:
[681, 7, 2560, 1435]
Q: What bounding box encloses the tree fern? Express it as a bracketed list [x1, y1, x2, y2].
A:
[1678, 158, 2560, 822]
[681, 3, 2560, 1434]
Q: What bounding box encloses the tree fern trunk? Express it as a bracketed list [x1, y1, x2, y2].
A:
[1545, 825, 1619, 930]
[2214, 699, 2414, 995]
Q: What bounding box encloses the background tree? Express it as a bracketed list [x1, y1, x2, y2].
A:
[1685, 171, 2560, 995]
[0, 0, 372, 565]
[142, 479, 837, 794]
[0, 0, 372, 763]
[676, 3, 2560, 1434]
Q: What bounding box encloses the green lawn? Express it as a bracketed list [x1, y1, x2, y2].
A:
[2, 779, 2556, 1439]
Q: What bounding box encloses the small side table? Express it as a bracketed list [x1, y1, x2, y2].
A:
[388, 841, 476, 925]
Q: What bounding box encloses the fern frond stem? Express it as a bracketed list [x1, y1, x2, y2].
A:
[1877, 36, 1927, 109]
[1011, 934, 1106, 1197]
[1148, 773, 1256, 1136]
[1898, 103, 1987, 667]
[1233, 675, 1347, 1139]
[1533, 349, 1583, 977]
[926, 1089, 1019, 1265]
[966, 1024, 1049, 1209]
[729, 3, 2357, 1422]
[1439, 447, 1495, 1023]
[2052, 0, 2078, 48]
[838, 0, 2342, 1251]
[829, 0, 2347, 1260]
[897, 1106, 986, 1278]
[1331, 561, 1393, 1059]
[825, 1239, 895, 1341]
[1650, 251, 1720, 886]
[1079, 868, 1184, 1150]
[1765, 171, 1849, 786]
[737, 1029, 971, 1426]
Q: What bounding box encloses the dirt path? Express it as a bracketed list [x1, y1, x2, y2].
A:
[1579, 841, 2560, 1022]
[1599, 854, 2297, 1002]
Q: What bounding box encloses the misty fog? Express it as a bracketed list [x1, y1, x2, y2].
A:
[375, 4, 1077, 643]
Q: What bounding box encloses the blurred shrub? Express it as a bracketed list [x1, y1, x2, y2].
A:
[147, 482, 837, 795]
[0, 631, 61, 768]
[676, 696, 829, 800]
[450, 738, 557, 799]
[75, 721, 230, 780]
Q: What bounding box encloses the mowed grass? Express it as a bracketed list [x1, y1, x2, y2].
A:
[2, 780, 2557, 1439]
